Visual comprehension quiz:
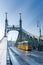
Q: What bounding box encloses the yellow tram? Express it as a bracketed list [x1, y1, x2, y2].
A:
[18, 41, 32, 51]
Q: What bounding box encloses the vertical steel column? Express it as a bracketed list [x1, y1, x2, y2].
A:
[4, 13, 8, 37]
[19, 13, 22, 42]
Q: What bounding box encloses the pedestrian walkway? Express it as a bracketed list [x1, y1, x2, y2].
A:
[0, 37, 7, 65]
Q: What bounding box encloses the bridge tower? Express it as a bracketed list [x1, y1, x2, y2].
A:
[19, 13, 22, 42]
[4, 13, 8, 37]
[4, 13, 22, 42]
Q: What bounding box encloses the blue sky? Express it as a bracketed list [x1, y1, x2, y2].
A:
[0, 0, 43, 41]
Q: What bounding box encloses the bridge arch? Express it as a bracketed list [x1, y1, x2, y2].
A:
[4, 13, 22, 42]
[7, 30, 19, 41]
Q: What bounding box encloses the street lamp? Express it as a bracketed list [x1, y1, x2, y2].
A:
[37, 21, 41, 50]
[37, 21, 41, 37]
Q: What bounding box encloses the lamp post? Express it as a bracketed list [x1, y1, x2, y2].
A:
[37, 21, 41, 50]
[37, 21, 41, 37]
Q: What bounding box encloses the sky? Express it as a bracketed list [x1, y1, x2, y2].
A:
[0, 0, 43, 41]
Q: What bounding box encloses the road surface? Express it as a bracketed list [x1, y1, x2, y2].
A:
[8, 47, 43, 65]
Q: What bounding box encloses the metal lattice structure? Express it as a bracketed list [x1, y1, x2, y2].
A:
[4, 13, 22, 42]
[4, 13, 43, 49]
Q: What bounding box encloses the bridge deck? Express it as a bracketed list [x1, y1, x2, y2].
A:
[0, 37, 7, 65]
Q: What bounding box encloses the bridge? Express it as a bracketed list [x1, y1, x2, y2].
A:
[0, 13, 43, 65]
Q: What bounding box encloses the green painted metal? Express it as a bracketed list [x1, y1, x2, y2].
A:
[4, 13, 22, 42]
